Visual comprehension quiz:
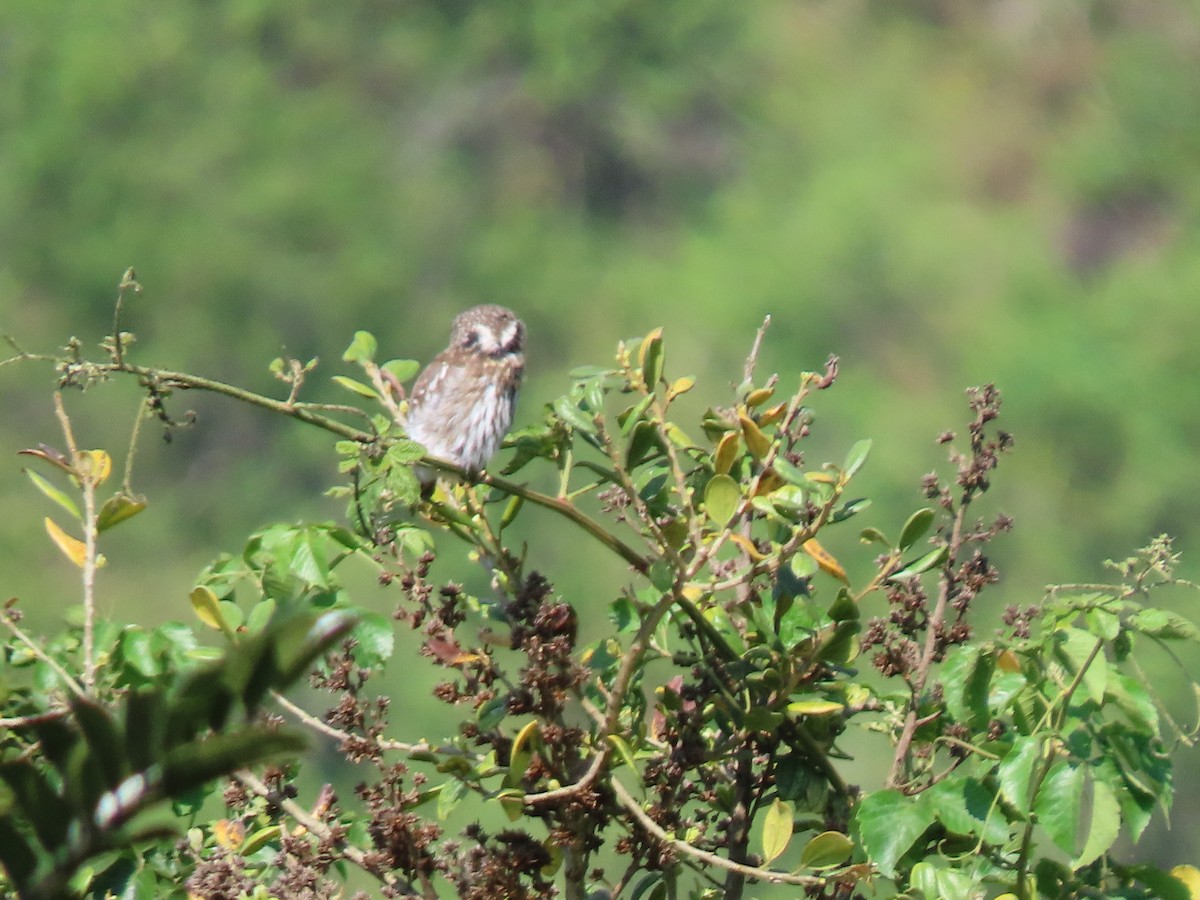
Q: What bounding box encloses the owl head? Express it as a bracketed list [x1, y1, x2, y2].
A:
[448, 305, 525, 358]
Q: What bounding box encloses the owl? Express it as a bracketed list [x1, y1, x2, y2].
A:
[405, 304, 526, 487]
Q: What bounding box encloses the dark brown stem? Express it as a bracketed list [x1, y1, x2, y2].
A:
[721, 746, 755, 900]
[886, 496, 968, 790]
[96, 360, 652, 574]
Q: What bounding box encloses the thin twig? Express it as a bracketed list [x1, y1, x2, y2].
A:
[0, 613, 88, 700]
[95, 360, 652, 574]
[0, 707, 71, 728]
[742, 315, 772, 387]
[122, 396, 150, 495]
[234, 769, 399, 890]
[886, 497, 968, 790]
[610, 776, 822, 888]
[272, 691, 464, 757]
[54, 393, 100, 692]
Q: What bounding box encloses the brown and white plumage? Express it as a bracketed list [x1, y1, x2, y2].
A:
[405, 305, 525, 483]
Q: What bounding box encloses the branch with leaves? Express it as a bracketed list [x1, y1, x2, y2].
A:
[2, 271, 1199, 900]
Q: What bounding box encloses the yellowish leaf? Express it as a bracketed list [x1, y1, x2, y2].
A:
[75, 450, 112, 486]
[512, 719, 540, 757]
[761, 798, 794, 863]
[729, 533, 765, 561]
[1171, 865, 1200, 896]
[752, 470, 784, 496]
[44, 517, 90, 569]
[507, 720, 541, 788]
[745, 387, 775, 407]
[714, 431, 740, 475]
[498, 789, 525, 822]
[541, 840, 564, 877]
[213, 819, 246, 850]
[667, 376, 695, 400]
[97, 492, 147, 532]
[739, 413, 771, 459]
[704, 474, 741, 526]
[638, 327, 664, 366]
[997, 649, 1022, 673]
[804, 539, 848, 584]
[758, 402, 787, 426]
[190, 585, 234, 636]
[787, 698, 845, 716]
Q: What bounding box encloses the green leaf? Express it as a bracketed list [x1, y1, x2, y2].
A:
[626, 421, 663, 469]
[386, 440, 426, 464]
[606, 734, 640, 773]
[942, 645, 992, 729]
[353, 612, 395, 664]
[245, 598, 277, 634]
[639, 328, 664, 387]
[123, 690, 165, 772]
[786, 698, 844, 717]
[987, 669, 1027, 715]
[798, 831, 853, 869]
[1085, 607, 1121, 641]
[476, 696, 507, 731]
[855, 790, 932, 879]
[553, 396, 598, 435]
[1056, 627, 1107, 705]
[926, 776, 1009, 845]
[1129, 608, 1200, 641]
[96, 493, 147, 532]
[619, 393, 656, 435]
[998, 735, 1042, 815]
[1106, 671, 1159, 734]
[381, 358, 420, 382]
[242, 824, 283, 857]
[773, 457, 806, 485]
[342, 330, 377, 364]
[761, 798, 794, 863]
[897, 507, 935, 551]
[859, 526, 891, 546]
[1127, 865, 1192, 900]
[889, 545, 949, 580]
[118, 628, 159, 679]
[842, 439, 872, 481]
[438, 778, 469, 821]
[331, 375, 379, 399]
[1072, 777, 1120, 869]
[25, 468, 81, 519]
[704, 474, 741, 526]
[497, 788, 525, 822]
[70, 698, 127, 790]
[910, 863, 977, 899]
[0, 763, 72, 850]
[288, 533, 331, 587]
[1034, 759, 1085, 855]
[0, 818, 37, 892]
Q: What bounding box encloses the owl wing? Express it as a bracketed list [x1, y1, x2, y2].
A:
[407, 349, 479, 427]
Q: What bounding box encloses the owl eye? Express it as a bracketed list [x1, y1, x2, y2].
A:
[462, 330, 480, 349]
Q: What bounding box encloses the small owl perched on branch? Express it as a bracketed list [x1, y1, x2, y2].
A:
[405, 304, 525, 487]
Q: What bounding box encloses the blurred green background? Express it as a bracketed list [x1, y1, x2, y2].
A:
[2, 0, 1199, 881]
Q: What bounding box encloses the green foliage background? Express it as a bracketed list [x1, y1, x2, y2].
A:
[2, 0, 1199, 878]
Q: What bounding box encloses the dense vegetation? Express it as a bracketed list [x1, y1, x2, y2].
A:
[1, 305, 1198, 898]
[1, 1, 1199, 895]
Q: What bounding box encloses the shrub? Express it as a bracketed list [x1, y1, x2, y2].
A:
[0, 272, 1197, 899]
